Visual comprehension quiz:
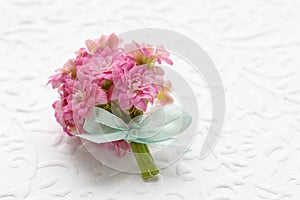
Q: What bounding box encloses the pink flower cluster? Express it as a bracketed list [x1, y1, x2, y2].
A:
[48, 33, 173, 136]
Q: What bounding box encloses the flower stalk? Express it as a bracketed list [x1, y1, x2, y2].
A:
[130, 142, 159, 180]
[129, 106, 159, 181]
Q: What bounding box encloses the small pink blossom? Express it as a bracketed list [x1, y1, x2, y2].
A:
[157, 80, 174, 106]
[154, 45, 173, 65]
[112, 65, 162, 111]
[85, 33, 121, 54]
[53, 100, 76, 136]
[72, 78, 107, 130]
[52, 78, 77, 135]
[74, 48, 90, 66]
[52, 79, 77, 135]
[105, 55, 136, 81]
[77, 48, 122, 83]
[124, 41, 173, 65]
[48, 59, 76, 89]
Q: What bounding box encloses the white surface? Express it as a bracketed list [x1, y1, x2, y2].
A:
[1, 0, 300, 199]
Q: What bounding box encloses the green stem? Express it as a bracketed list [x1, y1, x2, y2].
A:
[130, 141, 159, 180]
[130, 142, 151, 180]
[140, 143, 159, 175]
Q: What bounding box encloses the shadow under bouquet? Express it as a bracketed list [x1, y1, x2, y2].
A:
[48, 33, 191, 181]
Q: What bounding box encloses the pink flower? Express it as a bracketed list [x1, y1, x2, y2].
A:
[48, 59, 76, 88]
[124, 41, 173, 65]
[74, 48, 90, 66]
[53, 100, 76, 136]
[154, 45, 173, 65]
[77, 48, 122, 83]
[85, 33, 121, 54]
[72, 77, 107, 130]
[52, 78, 78, 135]
[156, 80, 174, 106]
[111, 65, 162, 111]
[52, 79, 77, 135]
[104, 55, 136, 81]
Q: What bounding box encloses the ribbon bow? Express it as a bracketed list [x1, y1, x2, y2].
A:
[77, 105, 192, 144]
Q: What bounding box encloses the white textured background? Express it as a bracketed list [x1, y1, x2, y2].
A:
[1, 0, 300, 199]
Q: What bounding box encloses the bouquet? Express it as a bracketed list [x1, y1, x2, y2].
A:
[48, 33, 192, 180]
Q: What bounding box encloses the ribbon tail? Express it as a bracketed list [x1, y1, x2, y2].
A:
[77, 131, 126, 144]
[153, 139, 192, 151]
[79, 118, 127, 143]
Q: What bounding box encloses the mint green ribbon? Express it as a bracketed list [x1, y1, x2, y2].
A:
[77, 105, 192, 144]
